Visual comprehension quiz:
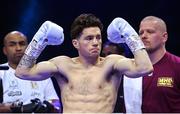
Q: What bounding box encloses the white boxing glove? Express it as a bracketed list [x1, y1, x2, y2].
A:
[25, 21, 64, 59]
[107, 17, 145, 53]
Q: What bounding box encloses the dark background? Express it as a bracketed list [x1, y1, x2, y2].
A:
[0, 0, 179, 63]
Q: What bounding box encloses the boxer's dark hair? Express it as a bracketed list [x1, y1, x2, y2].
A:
[70, 13, 103, 39]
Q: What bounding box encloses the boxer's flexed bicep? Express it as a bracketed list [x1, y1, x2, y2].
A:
[15, 56, 68, 81]
[15, 60, 58, 81]
[105, 54, 125, 73]
[113, 54, 152, 78]
[106, 54, 149, 78]
[113, 58, 141, 78]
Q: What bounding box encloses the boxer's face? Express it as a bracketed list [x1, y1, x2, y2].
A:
[73, 27, 102, 57]
[139, 20, 167, 53]
[3, 33, 28, 65]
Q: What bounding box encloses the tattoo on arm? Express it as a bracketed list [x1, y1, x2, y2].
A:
[18, 54, 36, 68]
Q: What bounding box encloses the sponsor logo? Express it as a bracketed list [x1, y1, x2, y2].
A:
[157, 77, 173, 87]
[8, 91, 22, 97]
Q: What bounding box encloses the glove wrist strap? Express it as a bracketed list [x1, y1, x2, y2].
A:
[126, 35, 145, 53]
[25, 39, 47, 59]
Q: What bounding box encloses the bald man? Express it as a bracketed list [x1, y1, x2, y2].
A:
[0, 31, 61, 113]
[123, 16, 180, 113]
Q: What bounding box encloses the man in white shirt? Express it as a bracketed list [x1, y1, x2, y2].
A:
[0, 31, 61, 113]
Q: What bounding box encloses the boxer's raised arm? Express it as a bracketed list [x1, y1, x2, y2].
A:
[107, 17, 153, 78]
[15, 21, 64, 80]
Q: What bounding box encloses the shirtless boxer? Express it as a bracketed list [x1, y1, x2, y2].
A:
[15, 13, 153, 113]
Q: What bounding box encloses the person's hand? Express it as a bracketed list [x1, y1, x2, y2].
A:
[10, 100, 23, 112]
[107, 18, 145, 53]
[32, 21, 64, 46]
[22, 98, 57, 113]
[107, 17, 138, 43]
[25, 21, 64, 59]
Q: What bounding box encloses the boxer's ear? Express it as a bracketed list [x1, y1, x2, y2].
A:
[72, 39, 79, 49]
